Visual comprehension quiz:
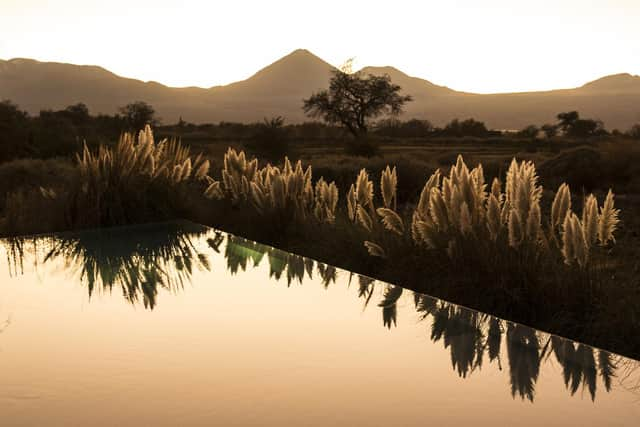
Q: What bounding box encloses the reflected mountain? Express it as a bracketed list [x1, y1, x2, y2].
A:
[2, 221, 639, 403]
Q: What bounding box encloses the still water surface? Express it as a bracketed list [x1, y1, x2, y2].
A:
[0, 221, 639, 426]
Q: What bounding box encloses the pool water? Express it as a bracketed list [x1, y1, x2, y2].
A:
[0, 221, 638, 426]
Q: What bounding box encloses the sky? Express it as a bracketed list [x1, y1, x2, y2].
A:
[1, 0, 639, 93]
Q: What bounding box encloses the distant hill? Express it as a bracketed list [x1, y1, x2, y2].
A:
[2, 49, 640, 129]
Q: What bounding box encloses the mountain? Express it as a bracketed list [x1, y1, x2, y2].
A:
[577, 73, 640, 94]
[2, 50, 640, 129]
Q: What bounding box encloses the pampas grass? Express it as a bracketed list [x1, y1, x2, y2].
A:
[207, 148, 339, 227]
[69, 125, 214, 227]
[345, 154, 619, 270]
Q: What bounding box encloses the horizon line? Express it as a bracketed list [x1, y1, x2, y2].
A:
[1, 50, 638, 96]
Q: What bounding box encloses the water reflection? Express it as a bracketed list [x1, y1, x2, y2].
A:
[6, 222, 211, 309]
[2, 222, 639, 403]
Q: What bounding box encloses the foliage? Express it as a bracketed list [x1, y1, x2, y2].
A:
[440, 118, 491, 138]
[557, 111, 607, 138]
[303, 68, 412, 138]
[118, 101, 159, 130]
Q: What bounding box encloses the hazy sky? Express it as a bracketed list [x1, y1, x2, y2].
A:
[1, 0, 639, 93]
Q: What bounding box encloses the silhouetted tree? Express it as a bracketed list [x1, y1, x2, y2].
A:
[303, 68, 412, 139]
[441, 118, 490, 137]
[556, 111, 606, 138]
[32, 110, 80, 157]
[557, 111, 580, 132]
[62, 103, 91, 126]
[119, 101, 159, 130]
[0, 100, 30, 161]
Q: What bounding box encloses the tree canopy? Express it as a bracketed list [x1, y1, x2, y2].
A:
[119, 101, 159, 131]
[303, 68, 412, 138]
[556, 111, 606, 138]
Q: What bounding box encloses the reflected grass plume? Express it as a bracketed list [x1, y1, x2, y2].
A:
[37, 222, 211, 309]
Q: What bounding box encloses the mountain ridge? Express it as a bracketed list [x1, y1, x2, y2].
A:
[2, 50, 640, 128]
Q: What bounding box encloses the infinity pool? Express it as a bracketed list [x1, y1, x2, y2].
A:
[0, 221, 638, 426]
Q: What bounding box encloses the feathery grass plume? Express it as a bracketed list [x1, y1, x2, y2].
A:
[470, 164, 487, 220]
[448, 185, 463, 229]
[204, 181, 223, 200]
[504, 159, 542, 231]
[221, 148, 259, 202]
[525, 202, 542, 243]
[314, 178, 339, 224]
[597, 190, 620, 246]
[551, 183, 571, 231]
[491, 178, 502, 202]
[376, 208, 405, 235]
[364, 241, 386, 258]
[357, 206, 373, 231]
[428, 188, 449, 230]
[355, 169, 374, 209]
[561, 212, 575, 265]
[486, 193, 502, 241]
[412, 170, 441, 240]
[194, 160, 210, 180]
[508, 210, 523, 248]
[171, 164, 183, 184]
[347, 184, 357, 221]
[380, 165, 398, 209]
[415, 219, 441, 249]
[180, 158, 192, 182]
[414, 219, 439, 249]
[582, 194, 599, 247]
[571, 214, 590, 267]
[459, 202, 472, 235]
[249, 182, 266, 213]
